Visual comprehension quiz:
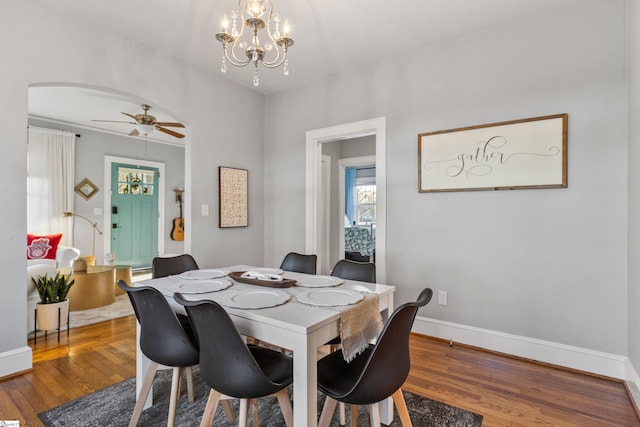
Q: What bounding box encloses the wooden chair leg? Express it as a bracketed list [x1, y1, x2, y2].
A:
[350, 405, 359, 427]
[339, 402, 346, 425]
[176, 367, 183, 400]
[128, 361, 159, 427]
[239, 398, 250, 427]
[318, 396, 338, 427]
[275, 388, 293, 427]
[186, 366, 195, 401]
[251, 399, 259, 427]
[199, 389, 221, 427]
[221, 399, 236, 423]
[368, 403, 381, 427]
[391, 389, 413, 427]
[167, 367, 182, 427]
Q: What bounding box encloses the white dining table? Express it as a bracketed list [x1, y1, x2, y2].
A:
[135, 265, 395, 427]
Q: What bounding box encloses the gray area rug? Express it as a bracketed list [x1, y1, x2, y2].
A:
[39, 368, 483, 426]
[68, 294, 134, 329]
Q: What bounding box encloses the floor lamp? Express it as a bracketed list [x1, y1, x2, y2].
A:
[63, 211, 103, 264]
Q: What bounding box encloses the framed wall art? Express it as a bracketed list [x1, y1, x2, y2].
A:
[218, 167, 248, 228]
[74, 178, 99, 200]
[418, 114, 567, 192]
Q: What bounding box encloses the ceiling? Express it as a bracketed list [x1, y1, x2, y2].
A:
[29, 85, 188, 146]
[30, 0, 581, 144]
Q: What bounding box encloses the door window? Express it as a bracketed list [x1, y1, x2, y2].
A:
[117, 168, 155, 196]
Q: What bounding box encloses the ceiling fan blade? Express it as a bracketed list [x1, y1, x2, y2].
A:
[129, 128, 140, 137]
[121, 112, 138, 121]
[156, 126, 185, 139]
[92, 119, 137, 124]
[155, 122, 185, 128]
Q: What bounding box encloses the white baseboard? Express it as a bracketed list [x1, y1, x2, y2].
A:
[625, 359, 640, 410]
[0, 346, 32, 379]
[413, 316, 628, 380]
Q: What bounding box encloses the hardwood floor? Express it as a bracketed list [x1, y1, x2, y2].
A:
[1, 317, 137, 427]
[1, 316, 638, 426]
[406, 334, 640, 426]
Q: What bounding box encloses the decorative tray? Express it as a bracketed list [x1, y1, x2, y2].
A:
[228, 271, 296, 288]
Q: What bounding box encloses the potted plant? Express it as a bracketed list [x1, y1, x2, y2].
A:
[32, 272, 75, 331]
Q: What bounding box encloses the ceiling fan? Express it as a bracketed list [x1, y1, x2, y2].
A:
[92, 104, 185, 139]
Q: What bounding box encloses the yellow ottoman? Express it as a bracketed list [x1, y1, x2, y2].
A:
[115, 265, 133, 295]
[61, 266, 116, 311]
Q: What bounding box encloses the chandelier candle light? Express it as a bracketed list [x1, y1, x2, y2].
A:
[215, 0, 294, 87]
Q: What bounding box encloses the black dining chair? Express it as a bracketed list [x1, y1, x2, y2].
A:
[316, 288, 434, 427]
[327, 259, 377, 424]
[174, 293, 294, 427]
[331, 259, 376, 283]
[118, 281, 201, 427]
[152, 254, 199, 278]
[327, 260, 376, 353]
[280, 252, 317, 274]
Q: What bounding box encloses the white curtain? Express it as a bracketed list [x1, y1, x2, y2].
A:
[27, 126, 76, 246]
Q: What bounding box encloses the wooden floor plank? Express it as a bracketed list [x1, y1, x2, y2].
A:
[0, 316, 638, 426]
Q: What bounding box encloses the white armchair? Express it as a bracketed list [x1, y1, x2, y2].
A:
[55, 245, 82, 269]
[27, 245, 81, 333]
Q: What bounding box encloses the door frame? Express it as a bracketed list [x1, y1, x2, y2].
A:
[103, 156, 166, 262]
[320, 154, 331, 274]
[305, 117, 387, 283]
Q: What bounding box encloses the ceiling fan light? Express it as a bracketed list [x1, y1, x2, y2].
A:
[136, 124, 155, 135]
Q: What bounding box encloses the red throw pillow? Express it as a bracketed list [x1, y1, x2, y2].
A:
[27, 233, 62, 260]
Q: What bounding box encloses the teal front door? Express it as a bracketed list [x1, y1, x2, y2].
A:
[111, 163, 159, 269]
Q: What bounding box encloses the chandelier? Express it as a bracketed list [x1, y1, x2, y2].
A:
[215, 0, 294, 87]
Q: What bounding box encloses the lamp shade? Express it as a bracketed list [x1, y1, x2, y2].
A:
[136, 124, 155, 135]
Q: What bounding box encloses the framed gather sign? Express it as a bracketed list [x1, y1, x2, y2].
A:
[418, 114, 568, 192]
[218, 166, 248, 228]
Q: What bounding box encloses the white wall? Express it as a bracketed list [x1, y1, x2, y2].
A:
[265, 0, 628, 359]
[0, 0, 266, 376]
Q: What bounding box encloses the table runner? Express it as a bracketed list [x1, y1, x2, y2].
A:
[336, 293, 383, 362]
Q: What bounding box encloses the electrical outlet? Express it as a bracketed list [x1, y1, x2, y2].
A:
[438, 290, 448, 306]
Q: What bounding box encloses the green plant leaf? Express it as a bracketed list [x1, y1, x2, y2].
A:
[33, 272, 75, 304]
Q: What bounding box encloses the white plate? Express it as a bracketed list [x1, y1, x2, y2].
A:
[295, 275, 344, 288]
[296, 288, 363, 306]
[178, 269, 229, 280]
[171, 279, 232, 294]
[248, 267, 284, 275]
[221, 290, 291, 309]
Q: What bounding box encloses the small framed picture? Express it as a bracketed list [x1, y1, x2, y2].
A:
[74, 178, 99, 200]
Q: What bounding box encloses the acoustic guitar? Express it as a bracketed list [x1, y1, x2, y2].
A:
[171, 196, 184, 241]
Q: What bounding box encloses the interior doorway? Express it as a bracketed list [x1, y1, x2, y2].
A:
[338, 155, 376, 265]
[28, 84, 189, 267]
[104, 156, 165, 268]
[305, 117, 387, 282]
[109, 161, 161, 268]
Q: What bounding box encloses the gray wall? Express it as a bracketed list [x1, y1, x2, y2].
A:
[0, 0, 265, 371]
[265, 1, 628, 356]
[28, 119, 186, 262]
[628, 0, 640, 378]
[1, 0, 637, 384]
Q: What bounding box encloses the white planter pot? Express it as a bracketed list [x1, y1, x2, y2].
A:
[36, 299, 69, 331]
